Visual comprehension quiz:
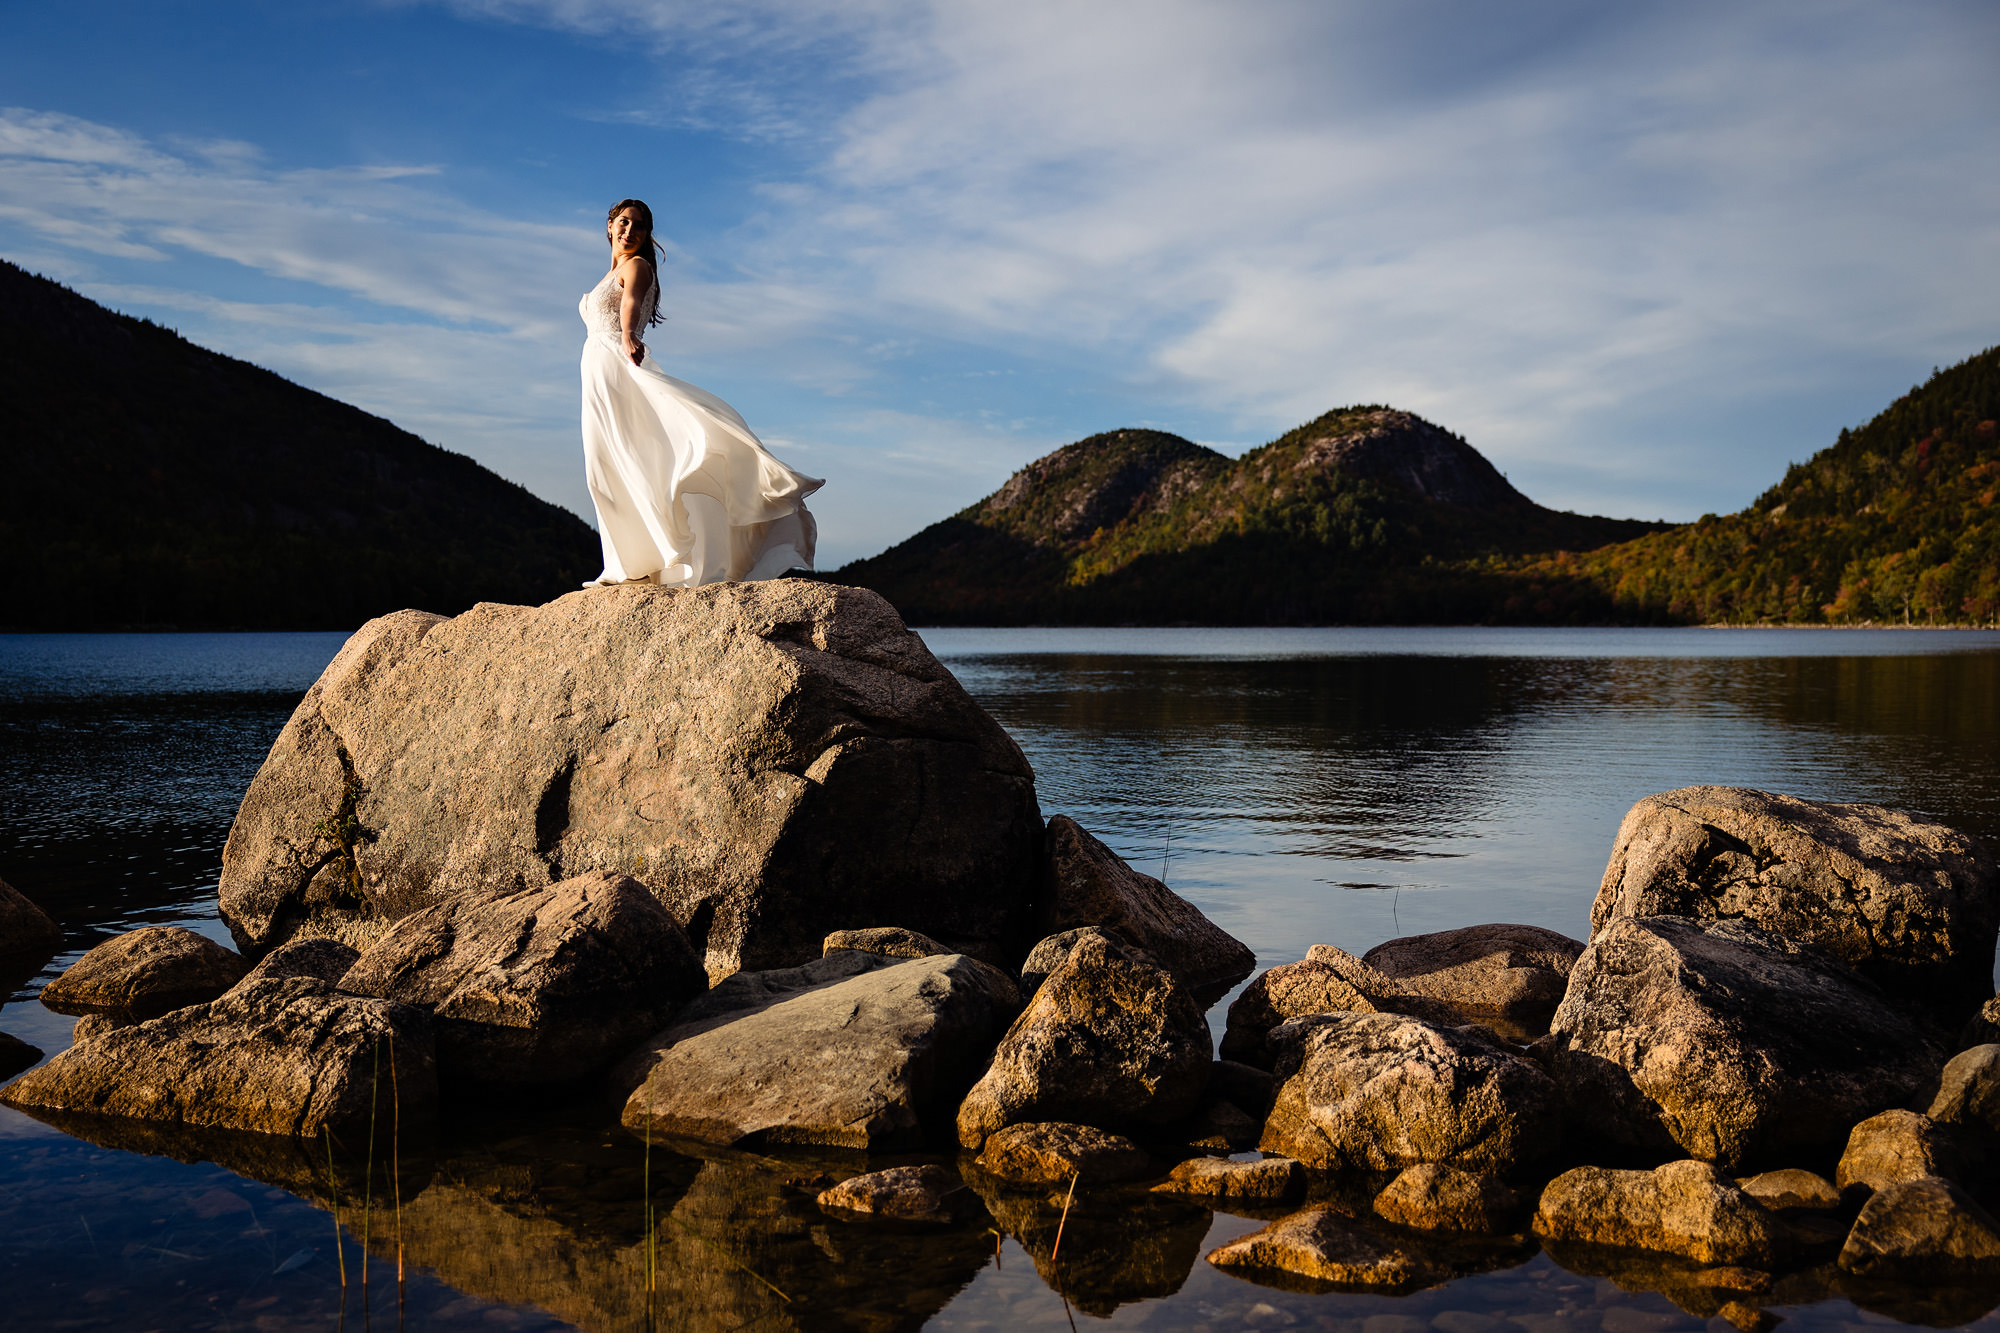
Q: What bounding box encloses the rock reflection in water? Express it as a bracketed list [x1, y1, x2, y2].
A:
[964, 1167, 1213, 1315]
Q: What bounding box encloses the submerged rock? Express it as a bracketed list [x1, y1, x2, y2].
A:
[1591, 787, 1999, 1020]
[974, 1121, 1152, 1184]
[955, 928, 1210, 1149]
[1532, 1160, 1793, 1268]
[818, 1165, 966, 1222]
[1038, 816, 1254, 995]
[1259, 1011, 1560, 1175]
[216, 583, 1044, 978]
[1, 975, 437, 1136]
[1205, 1207, 1450, 1292]
[1152, 1154, 1304, 1202]
[341, 872, 706, 1084]
[619, 950, 1020, 1151]
[1837, 1175, 2000, 1281]
[0, 1030, 42, 1081]
[38, 926, 249, 1020]
[1372, 1164, 1521, 1233]
[1546, 915, 1939, 1170]
[822, 927, 951, 961]
[1835, 1110, 1963, 1198]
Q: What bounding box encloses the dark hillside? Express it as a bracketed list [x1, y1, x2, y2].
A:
[838, 408, 1669, 624]
[1517, 346, 2000, 624]
[0, 260, 597, 630]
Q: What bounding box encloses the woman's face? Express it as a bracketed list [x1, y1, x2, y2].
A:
[608, 208, 642, 251]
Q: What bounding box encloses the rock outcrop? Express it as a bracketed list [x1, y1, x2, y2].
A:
[818, 1165, 966, 1222]
[955, 929, 1210, 1148]
[1591, 787, 1999, 1019]
[1837, 1176, 2000, 1281]
[1835, 1110, 1962, 1197]
[1545, 916, 1939, 1170]
[1259, 1011, 1560, 1175]
[216, 583, 1045, 979]
[1360, 923, 1584, 1034]
[1038, 816, 1254, 995]
[1, 975, 437, 1136]
[1152, 1155, 1304, 1202]
[341, 872, 706, 1084]
[1372, 1164, 1521, 1233]
[619, 950, 1020, 1151]
[1532, 1160, 1793, 1267]
[38, 926, 249, 1020]
[974, 1121, 1152, 1184]
[1205, 1208, 1449, 1292]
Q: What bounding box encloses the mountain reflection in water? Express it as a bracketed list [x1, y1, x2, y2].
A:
[3, 627, 1999, 1331]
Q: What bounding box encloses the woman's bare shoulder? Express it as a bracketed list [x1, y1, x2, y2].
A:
[612, 252, 656, 290]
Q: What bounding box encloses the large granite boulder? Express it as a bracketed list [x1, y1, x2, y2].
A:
[1532, 1160, 1793, 1268]
[39, 926, 249, 1019]
[340, 871, 705, 1084]
[216, 583, 1044, 979]
[1258, 1011, 1560, 1175]
[1546, 916, 1940, 1171]
[1, 975, 437, 1136]
[954, 929, 1211, 1149]
[1038, 816, 1254, 995]
[1837, 1176, 2000, 1281]
[1361, 923, 1584, 1035]
[618, 950, 1021, 1151]
[1591, 787, 1999, 1020]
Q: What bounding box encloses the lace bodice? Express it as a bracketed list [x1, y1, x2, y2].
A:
[579, 267, 657, 340]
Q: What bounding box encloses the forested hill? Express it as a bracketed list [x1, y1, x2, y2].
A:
[0, 260, 597, 630]
[833, 408, 1671, 624]
[1514, 345, 2000, 625]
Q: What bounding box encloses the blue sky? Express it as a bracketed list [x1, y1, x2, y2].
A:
[3, 1, 1997, 566]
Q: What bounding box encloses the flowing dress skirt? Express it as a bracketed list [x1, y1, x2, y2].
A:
[579, 333, 822, 586]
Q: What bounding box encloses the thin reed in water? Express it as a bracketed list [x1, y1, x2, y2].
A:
[325, 1125, 347, 1289]
[363, 1038, 378, 1289]
[389, 1029, 404, 1293]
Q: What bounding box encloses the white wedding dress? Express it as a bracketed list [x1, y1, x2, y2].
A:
[578, 268, 822, 587]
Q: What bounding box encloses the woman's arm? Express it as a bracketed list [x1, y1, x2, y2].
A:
[616, 255, 653, 366]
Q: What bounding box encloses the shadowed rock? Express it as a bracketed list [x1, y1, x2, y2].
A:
[1260, 1011, 1560, 1175]
[1018, 927, 1094, 999]
[974, 1121, 1152, 1184]
[70, 1013, 133, 1044]
[240, 937, 358, 986]
[341, 872, 706, 1084]
[1836, 1111, 1964, 1199]
[1038, 816, 1254, 995]
[1962, 995, 2000, 1049]
[822, 926, 950, 960]
[1152, 1155, 1304, 1203]
[2, 975, 437, 1137]
[1361, 923, 1583, 1035]
[1736, 1169, 1841, 1213]
[0, 874, 60, 983]
[216, 582, 1044, 979]
[0, 1030, 41, 1081]
[38, 925, 248, 1019]
[1533, 1160, 1794, 1267]
[1546, 916, 1940, 1171]
[1928, 1043, 2000, 1140]
[955, 928, 1210, 1149]
[818, 1164, 967, 1222]
[1592, 787, 1999, 1022]
[1373, 1163, 1521, 1233]
[620, 950, 1021, 1151]
[1220, 945, 1464, 1066]
[1205, 1207, 1451, 1293]
[1837, 1175, 2000, 1282]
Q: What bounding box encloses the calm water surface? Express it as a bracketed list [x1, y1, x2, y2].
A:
[3, 626, 1998, 1331]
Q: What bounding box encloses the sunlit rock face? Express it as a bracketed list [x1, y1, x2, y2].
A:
[217, 581, 1044, 980]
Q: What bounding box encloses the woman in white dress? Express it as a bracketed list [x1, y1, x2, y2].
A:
[579, 199, 822, 587]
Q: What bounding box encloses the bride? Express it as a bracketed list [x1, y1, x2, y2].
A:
[579, 199, 822, 587]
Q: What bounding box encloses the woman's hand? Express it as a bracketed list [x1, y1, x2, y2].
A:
[622, 332, 645, 366]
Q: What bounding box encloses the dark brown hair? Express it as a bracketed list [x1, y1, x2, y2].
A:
[607, 198, 663, 327]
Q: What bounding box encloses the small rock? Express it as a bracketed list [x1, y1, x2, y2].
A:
[1204, 1207, 1448, 1291]
[1152, 1155, 1304, 1202]
[1835, 1110, 1961, 1197]
[1018, 928, 1094, 999]
[39, 926, 249, 1020]
[1591, 787, 2000, 1020]
[1836, 1174, 2000, 1281]
[1260, 1011, 1560, 1174]
[0, 1031, 42, 1081]
[342, 871, 707, 1084]
[240, 938, 359, 987]
[822, 927, 950, 961]
[1, 975, 437, 1137]
[817, 1164, 964, 1222]
[1734, 1168, 1841, 1213]
[1039, 816, 1255, 995]
[1532, 1160, 1793, 1267]
[1361, 923, 1583, 1033]
[955, 928, 1210, 1149]
[975, 1121, 1152, 1184]
[621, 950, 1020, 1151]
[1926, 1042, 2000, 1137]
[71, 1013, 133, 1044]
[1372, 1163, 1520, 1233]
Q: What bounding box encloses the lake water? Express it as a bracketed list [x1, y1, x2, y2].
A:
[3, 626, 1999, 1331]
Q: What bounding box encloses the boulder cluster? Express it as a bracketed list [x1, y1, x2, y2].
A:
[3, 585, 1999, 1325]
